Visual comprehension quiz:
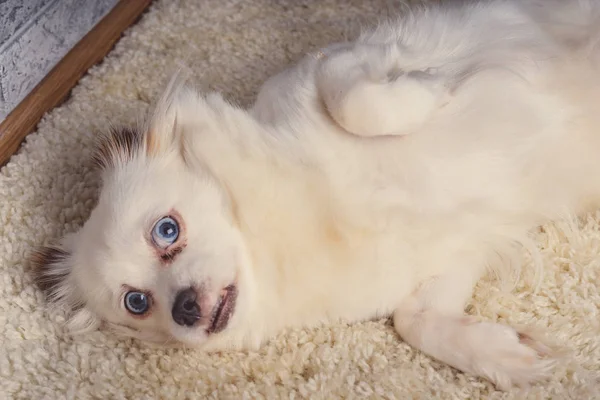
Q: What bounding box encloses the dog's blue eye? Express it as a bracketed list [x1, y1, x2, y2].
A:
[124, 291, 149, 315]
[152, 216, 179, 248]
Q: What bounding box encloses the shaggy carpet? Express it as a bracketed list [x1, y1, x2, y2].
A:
[1, 0, 599, 398]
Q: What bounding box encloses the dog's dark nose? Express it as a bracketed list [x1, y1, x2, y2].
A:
[172, 287, 201, 327]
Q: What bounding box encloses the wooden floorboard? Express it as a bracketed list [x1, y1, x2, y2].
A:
[0, 0, 153, 166]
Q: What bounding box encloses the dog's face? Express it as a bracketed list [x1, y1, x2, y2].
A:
[32, 84, 252, 346]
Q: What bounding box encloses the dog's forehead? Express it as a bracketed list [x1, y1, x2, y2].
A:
[88, 155, 215, 254]
[101, 154, 187, 208]
[75, 162, 177, 261]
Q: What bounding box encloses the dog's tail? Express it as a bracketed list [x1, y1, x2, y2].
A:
[523, 0, 600, 57]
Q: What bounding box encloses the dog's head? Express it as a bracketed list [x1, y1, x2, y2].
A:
[31, 82, 255, 347]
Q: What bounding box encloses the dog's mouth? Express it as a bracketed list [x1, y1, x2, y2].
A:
[206, 284, 238, 335]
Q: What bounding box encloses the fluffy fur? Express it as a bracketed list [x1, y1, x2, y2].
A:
[32, 0, 600, 390]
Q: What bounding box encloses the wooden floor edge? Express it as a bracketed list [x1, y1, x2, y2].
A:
[0, 0, 153, 167]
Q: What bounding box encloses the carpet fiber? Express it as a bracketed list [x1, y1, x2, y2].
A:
[1, 0, 599, 398]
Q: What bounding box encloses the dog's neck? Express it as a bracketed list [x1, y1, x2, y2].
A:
[188, 109, 357, 343]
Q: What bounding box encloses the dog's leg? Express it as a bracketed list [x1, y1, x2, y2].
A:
[316, 44, 448, 138]
[393, 266, 556, 390]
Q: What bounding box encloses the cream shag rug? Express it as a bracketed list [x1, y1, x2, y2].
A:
[1, 0, 599, 398]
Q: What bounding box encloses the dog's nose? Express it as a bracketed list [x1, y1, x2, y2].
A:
[172, 287, 201, 327]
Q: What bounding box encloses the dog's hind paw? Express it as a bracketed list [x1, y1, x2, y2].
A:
[316, 46, 447, 138]
[456, 320, 557, 390]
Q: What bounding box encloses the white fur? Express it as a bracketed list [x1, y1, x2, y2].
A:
[40, 0, 600, 390]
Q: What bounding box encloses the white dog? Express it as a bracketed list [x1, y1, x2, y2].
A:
[32, 0, 600, 390]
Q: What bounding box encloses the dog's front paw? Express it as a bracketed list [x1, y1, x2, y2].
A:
[457, 319, 557, 390]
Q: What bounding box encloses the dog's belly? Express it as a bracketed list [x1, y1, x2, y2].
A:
[244, 212, 415, 329]
[244, 186, 499, 338]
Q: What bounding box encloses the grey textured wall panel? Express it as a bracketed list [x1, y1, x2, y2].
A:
[0, 0, 119, 121]
[0, 0, 54, 45]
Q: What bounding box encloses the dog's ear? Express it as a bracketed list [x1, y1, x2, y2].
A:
[30, 244, 101, 334]
[93, 76, 199, 170]
[145, 77, 187, 157]
[93, 126, 145, 170]
[30, 245, 74, 301]
[144, 75, 209, 159]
